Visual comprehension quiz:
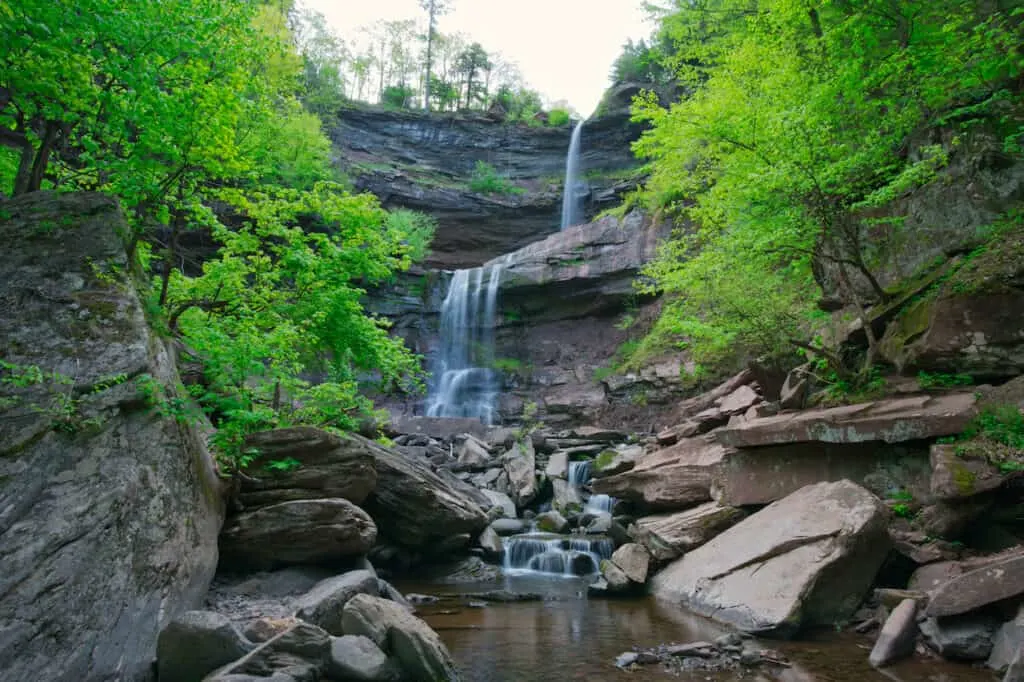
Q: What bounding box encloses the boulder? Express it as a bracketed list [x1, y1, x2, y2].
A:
[592, 445, 642, 478]
[592, 436, 728, 511]
[600, 560, 633, 593]
[478, 525, 504, 557]
[551, 478, 584, 512]
[490, 518, 526, 536]
[360, 436, 489, 553]
[0, 192, 223, 682]
[544, 451, 569, 479]
[292, 570, 380, 636]
[868, 599, 919, 668]
[535, 510, 569, 533]
[611, 544, 650, 584]
[238, 428, 377, 508]
[718, 385, 760, 415]
[920, 614, 999, 660]
[989, 605, 1024, 673]
[342, 594, 461, 681]
[328, 635, 400, 681]
[716, 393, 977, 448]
[207, 621, 331, 680]
[157, 611, 254, 682]
[651, 480, 890, 638]
[629, 503, 746, 562]
[779, 365, 810, 410]
[479, 489, 516, 519]
[926, 548, 1024, 617]
[503, 439, 538, 507]
[710, 441, 931, 507]
[930, 442, 1010, 500]
[220, 499, 377, 570]
[453, 433, 492, 471]
[1008, 649, 1024, 682]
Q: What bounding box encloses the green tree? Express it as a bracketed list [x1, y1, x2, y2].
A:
[455, 42, 491, 109]
[419, 0, 453, 110]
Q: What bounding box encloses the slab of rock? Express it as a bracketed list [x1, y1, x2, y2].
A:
[926, 548, 1024, 617]
[452, 434, 492, 471]
[593, 445, 642, 478]
[293, 570, 380, 636]
[388, 416, 488, 441]
[600, 559, 633, 593]
[611, 543, 650, 584]
[220, 499, 377, 570]
[545, 451, 569, 479]
[651, 480, 890, 638]
[719, 385, 760, 415]
[930, 442, 1009, 500]
[0, 193, 223, 682]
[869, 599, 919, 668]
[207, 621, 331, 679]
[716, 393, 977, 448]
[592, 436, 728, 511]
[479, 489, 516, 519]
[552, 478, 583, 512]
[921, 614, 999, 660]
[360, 436, 488, 553]
[711, 442, 930, 507]
[629, 503, 746, 562]
[328, 635, 401, 681]
[239, 428, 377, 508]
[490, 518, 526, 536]
[989, 605, 1024, 672]
[478, 525, 504, 557]
[503, 439, 537, 507]
[342, 594, 460, 681]
[157, 611, 254, 682]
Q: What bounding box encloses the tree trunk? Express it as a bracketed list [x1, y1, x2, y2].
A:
[26, 121, 59, 192]
[13, 140, 34, 195]
[158, 207, 183, 307]
[423, 6, 435, 110]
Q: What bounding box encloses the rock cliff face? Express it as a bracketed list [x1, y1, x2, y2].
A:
[0, 192, 223, 682]
[330, 105, 644, 268]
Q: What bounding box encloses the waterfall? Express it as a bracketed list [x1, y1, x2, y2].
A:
[425, 258, 506, 423]
[560, 121, 585, 230]
[567, 460, 616, 514]
[503, 535, 613, 576]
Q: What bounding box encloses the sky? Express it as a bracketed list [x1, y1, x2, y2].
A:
[300, 0, 656, 117]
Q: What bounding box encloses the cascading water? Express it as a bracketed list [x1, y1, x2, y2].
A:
[568, 460, 615, 514]
[503, 534, 613, 577]
[425, 257, 507, 423]
[559, 121, 585, 230]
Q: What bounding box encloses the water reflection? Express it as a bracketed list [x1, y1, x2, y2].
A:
[398, 575, 999, 682]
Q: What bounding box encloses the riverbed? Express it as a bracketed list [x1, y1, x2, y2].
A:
[399, 574, 999, 682]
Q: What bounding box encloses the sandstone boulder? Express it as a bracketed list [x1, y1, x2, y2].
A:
[926, 548, 1024, 618]
[545, 450, 569, 478]
[220, 499, 377, 570]
[328, 635, 401, 681]
[592, 444, 642, 478]
[157, 611, 254, 682]
[342, 594, 461, 681]
[920, 614, 999, 661]
[360, 436, 488, 553]
[293, 570, 380, 636]
[0, 192, 223, 682]
[239, 428, 377, 508]
[629, 503, 746, 562]
[989, 605, 1024, 673]
[551, 478, 583, 512]
[651, 480, 890, 638]
[716, 393, 977, 448]
[592, 436, 727, 511]
[611, 543, 650, 584]
[535, 510, 569, 533]
[503, 439, 537, 507]
[930, 442, 1011, 501]
[452, 433, 492, 471]
[206, 621, 331, 680]
[868, 599, 919, 668]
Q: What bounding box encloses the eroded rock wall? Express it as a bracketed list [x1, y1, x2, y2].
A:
[0, 192, 223, 682]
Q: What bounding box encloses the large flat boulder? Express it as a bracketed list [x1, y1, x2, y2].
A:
[220, 499, 377, 570]
[651, 480, 890, 638]
[0, 192, 223, 682]
[592, 436, 728, 511]
[503, 439, 537, 507]
[711, 442, 931, 506]
[293, 570, 381, 636]
[926, 548, 1024, 618]
[359, 436, 489, 553]
[716, 393, 977, 448]
[629, 503, 746, 562]
[238, 428, 377, 508]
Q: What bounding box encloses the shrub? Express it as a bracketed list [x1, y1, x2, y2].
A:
[468, 161, 522, 195]
[547, 108, 571, 127]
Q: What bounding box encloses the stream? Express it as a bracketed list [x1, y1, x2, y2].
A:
[399, 574, 999, 682]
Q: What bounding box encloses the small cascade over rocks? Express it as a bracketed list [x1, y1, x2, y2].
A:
[425, 257, 508, 422]
[560, 121, 586, 230]
[503, 533, 614, 577]
[568, 460, 616, 514]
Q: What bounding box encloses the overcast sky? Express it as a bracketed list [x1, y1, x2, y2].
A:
[300, 0, 655, 117]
